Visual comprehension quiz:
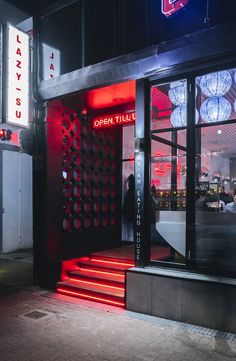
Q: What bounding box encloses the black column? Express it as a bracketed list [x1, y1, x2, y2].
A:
[171, 130, 177, 210]
[134, 79, 151, 267]
[186, 78, 196, 261]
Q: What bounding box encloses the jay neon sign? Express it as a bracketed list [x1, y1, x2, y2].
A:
[161, 0, 189, 17]
[92, 112, 135, 130]
[5, 24, 30, 127]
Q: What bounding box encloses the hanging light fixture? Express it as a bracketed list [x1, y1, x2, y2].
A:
[200, 96, 231, 123]
[168, 81, 186, 106]
[170, 105, 199, 127]
[200, 71, 232, 97]
[200, 167, 209, 177]
[170, 105, 186, 127]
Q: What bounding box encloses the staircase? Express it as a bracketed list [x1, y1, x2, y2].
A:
[56, 254, 134, 307]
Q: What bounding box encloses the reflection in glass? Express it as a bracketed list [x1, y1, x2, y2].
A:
[195, 123, 236, 273]
[150, 129, 186, 263]
[200, 96, 231, 123]
[196, 67, 236, 124]
[199, 71, 232, 97]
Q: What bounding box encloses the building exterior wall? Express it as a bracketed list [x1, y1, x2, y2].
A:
[126, 269, 236, 333]
[32, 1, 236, 332]
[0, 3, 33, 253]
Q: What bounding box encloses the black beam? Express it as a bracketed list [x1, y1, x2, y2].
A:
[186, 78, 196, 261]
[152, 134, 187, 152]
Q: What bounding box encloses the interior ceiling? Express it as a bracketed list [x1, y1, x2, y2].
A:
[7, 0, 59, 14]
[86, 81, 136, 110]
[201, 123, 236, 158]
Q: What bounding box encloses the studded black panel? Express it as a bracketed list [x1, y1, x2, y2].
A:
[62, 111, 118, 232]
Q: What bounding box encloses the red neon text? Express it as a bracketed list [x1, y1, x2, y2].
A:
[15, 33, 23, 120]
[161, 0, 189, 17]
[92, 112, 135, 130]
[50, 52, 55, 78]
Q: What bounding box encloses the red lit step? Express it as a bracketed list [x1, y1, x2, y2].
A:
[68, 273, 124, 290]
[89, 255, 134, 268]
[78, 265, 125, 282]
[69, 269, 125, 283]
[57, 281, 125, 307]
[58, 278, 124, 297]
[78, 260, 129, 273]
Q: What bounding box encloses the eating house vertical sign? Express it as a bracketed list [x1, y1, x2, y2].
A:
[4, 24, 29, 127]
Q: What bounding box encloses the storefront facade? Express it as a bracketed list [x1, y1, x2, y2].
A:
[33, 1, 236, 332]
[0, 8, 33, 254]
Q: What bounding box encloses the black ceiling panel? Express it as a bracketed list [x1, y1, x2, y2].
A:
[6, 0, 60, 15]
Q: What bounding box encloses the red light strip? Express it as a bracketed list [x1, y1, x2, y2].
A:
[57, 288, 125, 307]
[68, 277, 124, 291]
[90, 258, 134, 267]
[80, 267, 125, 279]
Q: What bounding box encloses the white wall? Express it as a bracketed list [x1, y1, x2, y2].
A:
[2, 150, 32, 252]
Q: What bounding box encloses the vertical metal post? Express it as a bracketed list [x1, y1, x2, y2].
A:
[171, 130, 177, 210]
[81, 0, 85, 67]
[0, 151, 2, 252]
[134, 79, 151, 267]
[186, 77, 196, 262]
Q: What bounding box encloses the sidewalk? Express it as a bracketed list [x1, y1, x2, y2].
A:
[0, 250, 236, 361]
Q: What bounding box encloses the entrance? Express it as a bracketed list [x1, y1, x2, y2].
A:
[149, 79, 187, 264]
[40, 80, 136, 305]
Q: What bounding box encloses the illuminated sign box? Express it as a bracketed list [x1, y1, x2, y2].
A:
[161, 0, 189, 17]
[3, 24, 30, 127]
[92, 111, 135, 130]
[42, 43, 61, 80]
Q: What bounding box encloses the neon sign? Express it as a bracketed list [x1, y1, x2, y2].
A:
[4, 24, 30, 127]
[161, 0, 189, 17]
[92, 111, 135, 130]
[42, 43, 61, 80]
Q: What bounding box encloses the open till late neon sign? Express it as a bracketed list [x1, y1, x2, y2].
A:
[92, 112, 135, 129]
[161, 0, 189, 17]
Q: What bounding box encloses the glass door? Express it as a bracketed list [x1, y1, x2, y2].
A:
[149, 80, 187, 264]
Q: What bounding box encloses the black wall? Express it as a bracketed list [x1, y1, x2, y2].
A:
[39, 0, 236, 74]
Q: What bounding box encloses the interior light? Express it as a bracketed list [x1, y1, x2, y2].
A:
[217, 129, 222, 135]
[170, 105, 199, 127]
[200, 71, 232, 97]
[168, 81, 186, 106]
[200, 96, 231, 123]
[62, 171, 67, 179]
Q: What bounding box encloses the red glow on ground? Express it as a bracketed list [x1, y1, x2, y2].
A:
[57, 288, 125, 307]
[87, 81, 135, 109]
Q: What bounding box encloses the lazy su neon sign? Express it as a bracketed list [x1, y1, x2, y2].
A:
[161, 0, 190, 17]
[5, 24, 29, 127]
